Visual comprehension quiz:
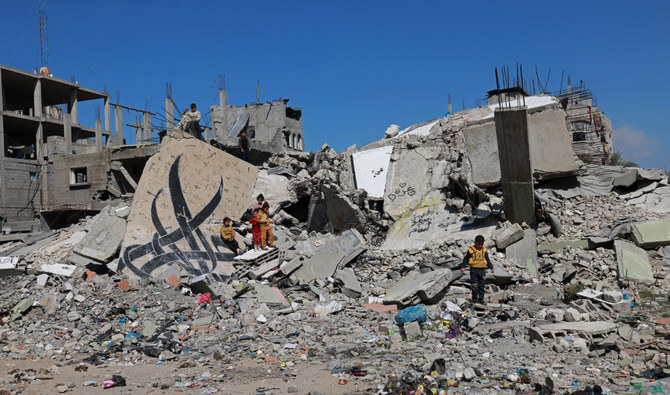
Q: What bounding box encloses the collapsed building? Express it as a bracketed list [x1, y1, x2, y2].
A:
[2, 66, 670, 393]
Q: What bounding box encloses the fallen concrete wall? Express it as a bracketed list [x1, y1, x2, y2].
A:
[117, 137, 258, 281]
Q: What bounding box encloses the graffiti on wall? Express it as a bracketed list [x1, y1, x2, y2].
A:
[118, 155, 231, 281]
[387, 183, 416, 202]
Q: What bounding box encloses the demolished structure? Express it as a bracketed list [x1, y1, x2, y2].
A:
[1, 67, 670, 394]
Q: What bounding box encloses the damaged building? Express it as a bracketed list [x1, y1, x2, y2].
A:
[210, 90, 304, 156]
[0, 65, 159, 234]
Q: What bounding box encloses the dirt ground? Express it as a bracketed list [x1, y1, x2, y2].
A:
[0, 354, 366, 394]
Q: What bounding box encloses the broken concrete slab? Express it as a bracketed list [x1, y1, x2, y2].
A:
[492, 223, 524, 250]
[612, 169, 638, 187]
[381, 204, 497, 251]
[631, 219, 670, 249]
[239, 284, 289, 305]
[334, 268, 362, 298]
[538, 239, 588, 254]
[118, 137, 257, 281]
[73, 205, 127, 263]
[289, 229, 366, 284]
[0, 257, 22, 276]
[351, 145, 393, 198]
[39, 263, 77, 277]
[615, 240, 654, 282]
[384, 269, 453, 306]
[533, 321, 618, 335]
[322, 185, 365, 233]
[504, 229, 537, 275]
[384, 145, 442, 219]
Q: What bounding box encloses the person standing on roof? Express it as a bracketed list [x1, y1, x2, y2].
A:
[238, 130, 251, 162]
[182, 103, 202, 140]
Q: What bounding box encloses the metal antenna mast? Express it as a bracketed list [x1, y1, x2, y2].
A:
[39, 0, 50, 71]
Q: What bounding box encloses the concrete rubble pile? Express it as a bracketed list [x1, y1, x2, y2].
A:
[1, 109, 670, 394]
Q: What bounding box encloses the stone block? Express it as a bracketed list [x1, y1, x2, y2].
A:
[614, 240, 653, 282]
[492, 223, 524, 250]
[631, 219, 670, 249]
[74, 205, 127, 263]
[334, 268, 362, 298]
[404, 321, 422, 340]
[384, 269, 452, 306]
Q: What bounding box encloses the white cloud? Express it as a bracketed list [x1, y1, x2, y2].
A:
[612, 125, 659, 161]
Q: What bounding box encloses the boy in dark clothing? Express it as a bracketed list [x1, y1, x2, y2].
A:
[220, 217, 242, 255]
[238, 130, 250, 162]
[460, 235, 494, 304]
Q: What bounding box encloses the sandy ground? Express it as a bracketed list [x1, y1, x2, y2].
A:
[0, 355, 366, 394]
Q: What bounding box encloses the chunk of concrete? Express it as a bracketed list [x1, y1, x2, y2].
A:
[290, 229, 366, 284]
[322, 185, 365, 233]
[118, 137, 257, 281]
[0, 257, 21, 276]
[334, 268, 362, 298]
[612, 169, 637, 187]
[40, 263, 77, 277]
[504, 229, 537, 276]
[492, 223, 524, 250]
[384, 269, 453, 306]
[538, 240, 588, 254]
[614, 240, 653, 282]
[631, 219, 670, 249]
[74, 205, 127, 263]
[404, 321, 422, 339]
[534, 321, 617, 335]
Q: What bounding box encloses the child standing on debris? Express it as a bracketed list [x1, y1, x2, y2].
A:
[220, 217, 242, 255]
[253, 194, 265, 210]
[249, 208, 262, 251]
[256, 202, 275, 250]
[460, 235, 494, 304]
[239, 130, 251, 162]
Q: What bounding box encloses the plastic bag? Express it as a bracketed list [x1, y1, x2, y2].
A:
[394, 304, 428, 325]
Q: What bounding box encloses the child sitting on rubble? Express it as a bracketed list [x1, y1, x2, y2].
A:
[220, 217, 242, 255]
[249, 208, 262, 251]
[460, 235, 494, 304]
[256, 202, 275, 250]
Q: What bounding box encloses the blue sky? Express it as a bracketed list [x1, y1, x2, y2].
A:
[1, 1, 668, 168]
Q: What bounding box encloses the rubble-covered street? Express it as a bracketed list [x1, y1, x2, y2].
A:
[0, 102, 670, 395]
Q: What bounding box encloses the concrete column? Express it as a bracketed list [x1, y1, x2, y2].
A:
[95, 120, 103, 151]
[104, 96, 111, 133]
[134, 125, 142, 146]
[204, 127, 210, 141]
[33, 79, 43, 118]
[166, 97, 174, 134]
[219, 89, 227, 139]
[115, 105, 123, 143]
[143, 112, 151, 144]
[494, 108, 535, 225]
[35, 123, 43, 159]
[68, 89, 78, 124]
[64, 113, 72, 154]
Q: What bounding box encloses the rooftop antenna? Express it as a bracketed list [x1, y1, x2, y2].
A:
[38, 0, 50, 73]
[448, 93, 452, 114]
[257, 80, 260, 104]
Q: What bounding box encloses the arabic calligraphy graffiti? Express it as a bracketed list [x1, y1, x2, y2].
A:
[118, 155, 232, 281]
[371, 167, 384, 178]
[408, 211, 433, 236]
[387, 183, 416, 201]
